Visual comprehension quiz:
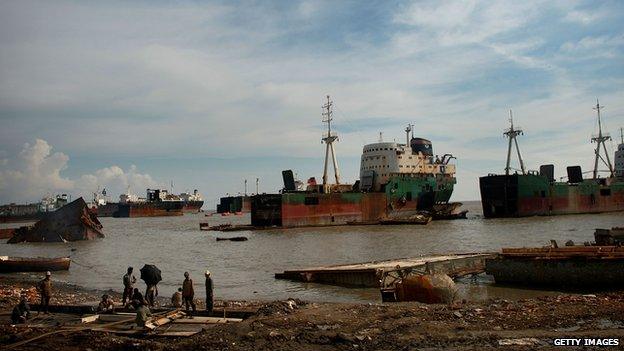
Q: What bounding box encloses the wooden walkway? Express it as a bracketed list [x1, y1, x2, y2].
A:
[275, 253, 495, 288]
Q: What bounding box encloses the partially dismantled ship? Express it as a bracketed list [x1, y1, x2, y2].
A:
[251, 96, 459, 228]
[479, 102, 624, 218]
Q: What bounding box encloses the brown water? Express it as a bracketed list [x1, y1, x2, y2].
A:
[1, 201, 622, 303]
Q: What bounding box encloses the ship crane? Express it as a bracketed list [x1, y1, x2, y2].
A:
[503, 110, 526, 176]
[591, 99, 614, 179]
[321, 95, 341, 192]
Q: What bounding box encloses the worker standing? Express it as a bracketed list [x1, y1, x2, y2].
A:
[145, 284, 158, 307]
[182, 272, 196, 316]
[205, 270, 213, 314]
[122, 267, 137, 306]
[37, 271, 52, 314]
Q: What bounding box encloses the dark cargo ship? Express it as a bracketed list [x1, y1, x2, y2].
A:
[90, 189, 184, 217]
[251, 96, 459, 228]
[480, 103, 624, 218]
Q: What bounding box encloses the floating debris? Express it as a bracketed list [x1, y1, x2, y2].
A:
[216, 237, 248, 242]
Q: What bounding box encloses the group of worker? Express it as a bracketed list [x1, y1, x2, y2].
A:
[121, 266, 214, 326]
[169, 271, 214, 314]
[10, 267, 215, 328]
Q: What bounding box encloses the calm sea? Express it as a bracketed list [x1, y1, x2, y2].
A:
[1, 201, 622, 303]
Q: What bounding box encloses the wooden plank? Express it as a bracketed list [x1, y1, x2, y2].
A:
[145, 311, 185, 330]
[80, 315, 100, 323]
[97, 314, 135, 322]
[173, 317, 242, 324]
[158, 331, 199, 337]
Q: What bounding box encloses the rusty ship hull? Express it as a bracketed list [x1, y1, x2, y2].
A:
[486, 246, 624, 288]
[217, 196, 251, 214]
[251, 174, 455, 228]
[182, 200, 204, 213]
[113, 201, 184, 217]
[480, 174, 624, 218]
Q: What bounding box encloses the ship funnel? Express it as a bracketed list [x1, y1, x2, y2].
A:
[410, 138, 433, 156]
[539, 165, 555, 183]
[282, 170, 296, 192]
[567, 166, 583, 184]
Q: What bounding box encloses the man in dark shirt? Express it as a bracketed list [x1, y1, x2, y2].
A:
[122, 267, 136, 306]
[205, 270, 213, 313]
[182, 272, 196, 316]
[38, 271, 52, 314]
[11, 296, 31, 324]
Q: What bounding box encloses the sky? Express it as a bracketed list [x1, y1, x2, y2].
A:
[0, 0, 623, 208]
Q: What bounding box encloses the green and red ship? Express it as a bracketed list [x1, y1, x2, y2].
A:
[480, 103, 624, 218]
[250, 97, 460, 228]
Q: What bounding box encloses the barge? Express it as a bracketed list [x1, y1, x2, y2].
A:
[480, 103, 624, 218]
[486, 246, 624, 289]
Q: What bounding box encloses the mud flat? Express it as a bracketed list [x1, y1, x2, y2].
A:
[1, 275, 624, 350]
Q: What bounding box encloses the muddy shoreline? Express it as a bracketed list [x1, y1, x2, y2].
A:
[2, 275, 624, 350]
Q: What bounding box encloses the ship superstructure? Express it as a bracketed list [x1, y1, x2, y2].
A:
[479, 102, 624, 218]
[179, 189, 204, 212]
[250, 96, 458, 228]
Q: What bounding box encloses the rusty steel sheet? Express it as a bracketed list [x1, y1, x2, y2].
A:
[500, 246, 624, 259]
[486, 255, 624, 288]
[7, 197, 104, 243]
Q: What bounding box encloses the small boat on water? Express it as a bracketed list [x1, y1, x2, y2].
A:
[0, 256, 71, 273]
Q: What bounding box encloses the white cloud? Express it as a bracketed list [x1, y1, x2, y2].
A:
[0, 139, 161, 203]
[0, 139, 73, 202]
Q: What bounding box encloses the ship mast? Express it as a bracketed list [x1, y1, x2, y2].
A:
[591, 99, 614, 179]
[504, 110, 526, 176]
[321, 95, 340, 192]
[405, 124, 412, 146]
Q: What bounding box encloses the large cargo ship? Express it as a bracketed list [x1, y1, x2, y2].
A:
[251, 96, 458, 228]
[90, 189, 184, 217]
[0, 194, 69, 223]
[479, 103, 624, 218]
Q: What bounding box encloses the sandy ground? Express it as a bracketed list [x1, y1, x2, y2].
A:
[1, 275, 624, 350]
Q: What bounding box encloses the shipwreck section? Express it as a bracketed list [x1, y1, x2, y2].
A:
[480, 104, 624, 218]
[8, 197, 104, 243]
[485, 246, 624, 288]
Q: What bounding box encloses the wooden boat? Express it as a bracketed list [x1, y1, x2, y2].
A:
[0, 256, 71, 272]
